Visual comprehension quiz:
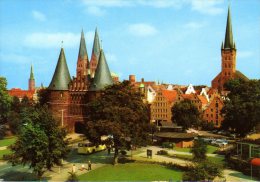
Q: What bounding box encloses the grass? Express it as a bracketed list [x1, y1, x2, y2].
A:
[173, 145, 218, 154]
[0, 137, 16, 147]
[78, 163, 183, 181]
[0, 137, 16, 160]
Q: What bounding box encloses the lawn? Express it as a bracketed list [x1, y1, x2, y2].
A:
[173, 145, 218, 154]
[79, 163, 183, 181]
[0, 137, 16, 160]
[0, 137, 16, 147]
[173, 154, 225, 165]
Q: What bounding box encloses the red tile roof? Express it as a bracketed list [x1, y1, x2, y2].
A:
[162, 90, 178, 102]
[197, 95, 208, 105]
[8, 88, 35, 99]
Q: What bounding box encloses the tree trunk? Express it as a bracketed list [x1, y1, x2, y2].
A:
[113, 147, 119, 165]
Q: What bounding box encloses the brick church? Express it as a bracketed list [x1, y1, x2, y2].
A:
[211, 6, 248, 91]
[47, 29, 114, 132]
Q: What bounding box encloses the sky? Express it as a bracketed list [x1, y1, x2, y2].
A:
[0, 0, 259, 90]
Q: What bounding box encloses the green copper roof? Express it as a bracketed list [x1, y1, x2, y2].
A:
[78, 30, 88, 59]
[29, 64, 34, 80]
[89, 49, 113, 91]
[92, 28, 101, 57]
[48, 48, 71, 90]
[224, 6, 235, 49]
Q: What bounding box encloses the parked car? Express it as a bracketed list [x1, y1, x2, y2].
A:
[211, 139, 228, 147]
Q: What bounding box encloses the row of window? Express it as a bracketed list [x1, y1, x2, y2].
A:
[152, 114, 168, 119]
[152, 109, 168, 113]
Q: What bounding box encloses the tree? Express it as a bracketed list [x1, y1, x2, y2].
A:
[190, 138, 207, 161]
[222, 79, 260, 136]
[8, 105, 69, 179]
[0, 77, 12, 138]
[37, 88, 49, 106]
[183, 160, 223, 181]
[83, 81, 150, 164]
[171, 99, 201, 130]
[0, 77, 12, 125]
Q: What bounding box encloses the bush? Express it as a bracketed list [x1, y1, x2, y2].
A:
[120, 150, 127, 156]
[162, 142, 174, 149]
[183, 160, 223, 181]
[157, 150, 168, 155]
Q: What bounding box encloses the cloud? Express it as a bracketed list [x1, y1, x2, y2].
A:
[127, 23, 157, 37]
[237, 51, 254, 59]
[137, 0, 183, 8]
[184, 21, 205, 29]
[0, 53, 32, 64]
[87, 6, 105, 16]
[24, 32, 80, 48]
[81, 0, 132, 7]
[32, 10, 46, 21]
[190, 0, 224, 15]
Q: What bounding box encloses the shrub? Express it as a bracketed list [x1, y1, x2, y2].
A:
[162, 142, 174, 149]
[157, 150, 168, 155]
[120, 150, 127, 156]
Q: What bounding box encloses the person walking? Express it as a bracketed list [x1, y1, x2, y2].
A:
[88, 160, 92, 171]
[72, 164, 77, 173]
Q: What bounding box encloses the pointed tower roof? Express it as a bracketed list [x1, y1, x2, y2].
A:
[30, 64, 34, 80]
[78, 30, 88, 59]
[48, 48, 71, 90]
[224, 6, 235, 49]
[92, 28, 101, 57]
[89, 49, 113, 91]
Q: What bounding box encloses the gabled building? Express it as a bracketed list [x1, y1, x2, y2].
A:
[212, 6, 248, 91]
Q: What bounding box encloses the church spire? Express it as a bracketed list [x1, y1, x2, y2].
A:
[30, 64, 34, 80]
[89, 49, 113, 91]
[48, 48, 71, 90]
[224, 6, 235, 49]
[78, 29, 88, 60]
[90, 27, 101, 76]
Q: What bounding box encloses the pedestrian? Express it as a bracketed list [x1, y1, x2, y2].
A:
[72, 164, 77, 173]
[88, 160, 92, 171]
[81, 164, 85, 171]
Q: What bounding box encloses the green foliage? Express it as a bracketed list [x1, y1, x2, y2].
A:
[171, 99, 201, 130]
[67, 172, 79, 182]
[37, 88, 49, 106]
[199, 120, 215, 130]
[162, 142, 174, 149]
[8, 105, 69, 178]
[190, 138, 207, 161]
[157, 150, 168, 155]
[84, 81, 151, 164]
[222, 79, 260, 137]
[183, 160, 223, 181]
[0, 77, 12, 126]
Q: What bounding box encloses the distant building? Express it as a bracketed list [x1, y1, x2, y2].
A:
[212, 6, 248, 91]
[8, 65, 37, 101]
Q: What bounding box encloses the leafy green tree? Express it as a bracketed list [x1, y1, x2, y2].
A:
[83, 81, 150, 164]
[183, 161, 223, 181]
[222, 79, 260, 136]
[0, 77, 12, 125]
[190, 138, 207, 161]
[8, 105, 69, 179]
[171, 99, 201, 130]
[37, 88, 49, 106]
[0, 77, 12, 138]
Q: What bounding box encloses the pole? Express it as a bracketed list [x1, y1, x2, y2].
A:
[61, 109, 64, 127]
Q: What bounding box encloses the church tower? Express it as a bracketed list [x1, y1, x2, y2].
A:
[90, 28, 101, 77]
[76, 30, 89, 78]
[28, 64, 35, 91]
[212, 6, 248, 91]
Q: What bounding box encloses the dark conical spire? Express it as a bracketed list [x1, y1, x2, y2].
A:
[92, 28, 101, 57]
[78, 30, 88, 59]
[90, 49, 113, 91]
[48, 48, 71, 90]
[224, 6, 235, 49]
[30, 64, 34, 80]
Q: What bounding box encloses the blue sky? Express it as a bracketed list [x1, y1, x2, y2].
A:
[0, 0, 259, 89]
